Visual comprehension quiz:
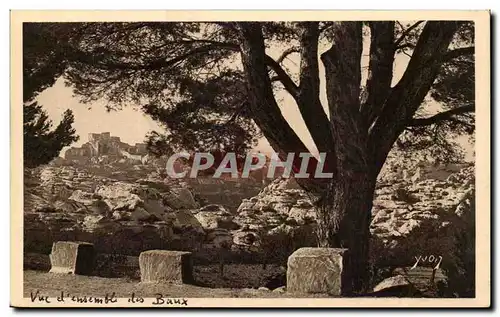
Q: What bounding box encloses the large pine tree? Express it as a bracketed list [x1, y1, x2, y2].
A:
[44, 21, 474, 293]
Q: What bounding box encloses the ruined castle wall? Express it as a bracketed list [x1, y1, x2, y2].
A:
[68, 133, 147, 159]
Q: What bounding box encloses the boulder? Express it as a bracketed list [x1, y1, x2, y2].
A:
[373, 275, 409, 292]
[49, 241, 95, 275]
[232, 229, 261, 252]
[237, 199, 256, 212]
[95, 182, 143, 210]
[23, 193, 51, 212]
[194, 205, 238, 230]
[370, 275, 421, 297]
[288, 206, 315, 222]
[139, 250, 193, 284]
[169, 210, 204, 235]
[287, 247, 349, 296]
[168, 188, 198, 209]
[68, 190, 98, 206]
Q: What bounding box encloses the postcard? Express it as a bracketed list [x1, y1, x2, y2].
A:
[10, 10, 490, 308]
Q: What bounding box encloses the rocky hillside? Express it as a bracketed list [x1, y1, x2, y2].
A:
[24, 164, 205, 255]
[23, 158, 263, 258]
[231, 162, 475, 270]
[24, 156, 475, 282]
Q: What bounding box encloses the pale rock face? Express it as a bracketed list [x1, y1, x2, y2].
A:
[270, 202, 293, 214]
[53, 200, 87, 214]
[454, 188, 475, 218]
[170, 210, 204, 234]
[234, 163, 475, 268]
[237, 199, 256, 213]
[233, 178, 314, 237]
[195, 212, 224, 230]
[288, 207, 316, 223]
[82, 214, 106, 232]
[194, 205, 237, 231]
[95, 183, 144, 211]
[24, 165, 206, 255]
[68, 190, 98, 206]
[397, 218, 421, 235]
[372, 275, 410, 293]
[163, 188, 199, 210]
[232, 229, 262, 252]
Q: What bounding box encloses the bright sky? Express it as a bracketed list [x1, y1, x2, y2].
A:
[35, 27, 474, 160]
[36, 78, 163, 149]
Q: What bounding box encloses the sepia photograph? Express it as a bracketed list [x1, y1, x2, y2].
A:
[10, 10, 491, 308]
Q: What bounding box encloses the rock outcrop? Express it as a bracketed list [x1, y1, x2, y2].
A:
[233, 162, 475, 270]
[24, 165, 204, 256]
[24, 163, 264, 261]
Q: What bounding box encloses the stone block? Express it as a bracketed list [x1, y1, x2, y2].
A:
[287, 247, 349, 296]
[139, 250, 193, 284]
[49, 241, 95, 275]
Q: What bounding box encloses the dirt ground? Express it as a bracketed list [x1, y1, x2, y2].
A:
[24, 253, 287, 289]
[22, 253, 446, 300]
[23, 270, 328, 299]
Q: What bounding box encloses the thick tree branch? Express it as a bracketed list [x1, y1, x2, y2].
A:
[73, 41, 239, 72]
[319, 22, 334, 34]
[183, 40, 301, 98]
[394, 21, 425, 47]
[235, 22, 325, 192]
[296, 22, 334, 153]
[264, 55, 299, 98]
[360, 21, 395, 128]
[407, 105, 474, 127]
[321, 23, 363, 119]
[276, 47, 300, 64]
[190, 40, 301, 98]
[78, 38, 302, 103]
[321, 22, 368, 177]
[368, 21, 462, 176]
[441, 46, 475, 62]
[396, 42, 415, 50]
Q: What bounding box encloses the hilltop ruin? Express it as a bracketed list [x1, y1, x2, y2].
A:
[64, 132, 147, 161]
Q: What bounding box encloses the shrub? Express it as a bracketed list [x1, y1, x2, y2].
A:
[440, 190, 475, 297]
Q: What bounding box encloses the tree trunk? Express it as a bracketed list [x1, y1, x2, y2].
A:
[317, 22, 375, 294]
[315, 169, 376, 295]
